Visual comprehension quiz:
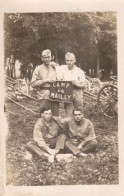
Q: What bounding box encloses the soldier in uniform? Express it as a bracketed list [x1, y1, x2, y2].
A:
[26, 107, 66, 162]
[56, 52, 86, 117]
[56, 107, 98, 157]
[31, 49, 59, 116]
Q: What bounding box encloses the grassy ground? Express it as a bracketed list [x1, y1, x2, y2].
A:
[5, 97, 118, 185]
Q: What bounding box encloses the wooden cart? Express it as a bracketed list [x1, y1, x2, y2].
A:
[5, 75, 118, 118]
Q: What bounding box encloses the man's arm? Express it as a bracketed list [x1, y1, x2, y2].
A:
[31, 79, 52, 88]
[72, 80, 86, 89]
[72, 69, 86, 89]
[78, 120, 96, 149]
[31, 67, 54, 88]
[53, 116, 70, 131]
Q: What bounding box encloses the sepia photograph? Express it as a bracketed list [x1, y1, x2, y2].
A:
[0, 0, 124, 195]
[4, 11, 118, 186]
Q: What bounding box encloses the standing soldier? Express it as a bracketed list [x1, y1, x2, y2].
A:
[56, 52, 86, 117]
[31, 49, 59, 116]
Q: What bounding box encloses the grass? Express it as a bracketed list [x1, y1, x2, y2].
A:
[5, 97, 118, 185]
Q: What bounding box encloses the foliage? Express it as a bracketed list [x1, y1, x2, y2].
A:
[4, 12, 117, 76]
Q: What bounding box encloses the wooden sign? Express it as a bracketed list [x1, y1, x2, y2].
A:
[50, 81, 73, 102]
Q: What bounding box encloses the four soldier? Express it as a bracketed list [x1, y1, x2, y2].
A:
[26, 49, 98, 161]
[5, 49, 98, 161]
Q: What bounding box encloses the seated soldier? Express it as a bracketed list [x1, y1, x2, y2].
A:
[56, 107, 98, 157]
[26, 107, 66, 162]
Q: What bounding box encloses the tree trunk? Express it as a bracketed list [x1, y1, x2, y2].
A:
[55, 50, 59, 64]
[96, 53, 100, 79]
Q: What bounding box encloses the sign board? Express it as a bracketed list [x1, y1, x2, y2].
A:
[50, 81, 73, 102]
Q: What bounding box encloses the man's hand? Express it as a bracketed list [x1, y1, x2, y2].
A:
[45, 78, 56, 83]
[31, 80, 43, 87]
[48, 149, 59, 156]
[72, 80, 76, 86]
[77, 144, 82, 150]
[77, 141, 86, 149]
[50, 62, 59, 69]
[72, 80, 86, 89]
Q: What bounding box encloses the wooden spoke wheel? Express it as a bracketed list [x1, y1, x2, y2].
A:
[109, 76, 118, 85]
[97, 85, 118, 118]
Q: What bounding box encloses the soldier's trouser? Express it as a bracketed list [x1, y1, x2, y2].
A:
[65, 139, 98, 155]
[26, 134, 66, 157]
[39, 99, 59, 116]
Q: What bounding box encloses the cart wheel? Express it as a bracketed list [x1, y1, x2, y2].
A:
[97, 85, 118, 118]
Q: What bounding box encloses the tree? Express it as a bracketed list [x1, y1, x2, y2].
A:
[4, 12, 117, 78]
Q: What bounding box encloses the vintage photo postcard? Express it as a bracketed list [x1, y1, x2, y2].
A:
[0, 0, 124, 196]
